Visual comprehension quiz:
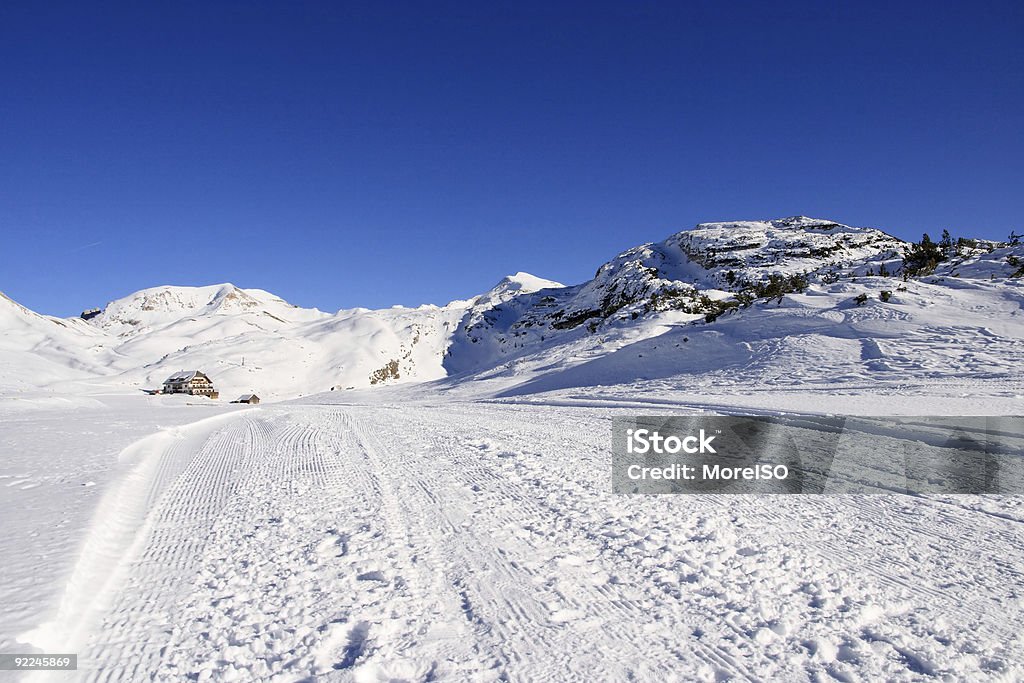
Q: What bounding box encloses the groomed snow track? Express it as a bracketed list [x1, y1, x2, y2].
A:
[30, 403, 1024, 682]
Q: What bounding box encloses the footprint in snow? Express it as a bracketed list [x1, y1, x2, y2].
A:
[315, 531, 348, 558]
[333, 621, 371, 670]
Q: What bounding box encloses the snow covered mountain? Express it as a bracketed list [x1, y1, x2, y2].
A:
[2, 217, 1022, 402]
[92, 283, 328, 337]
[439, 221, 1023, 404]
[0, 291, 118, 392]
[443, 217, 1019, 376]
[99, 275, 565, 398]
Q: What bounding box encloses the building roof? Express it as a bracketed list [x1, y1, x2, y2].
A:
[165, 370, 208, 383]
[236, 394, 257, 401]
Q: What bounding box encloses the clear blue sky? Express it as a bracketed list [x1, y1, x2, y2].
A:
[1, 1, 1021, 316]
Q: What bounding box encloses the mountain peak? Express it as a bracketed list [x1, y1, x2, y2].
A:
[475, 272, 565, 310]
[84, 283, 324, 337]
[498, 272, 564, 291]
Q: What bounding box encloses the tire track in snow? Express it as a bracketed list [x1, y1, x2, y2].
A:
[20, 410, 250, 682]
[27, 401, 1024, 681]
[348, 411, 571, 677]
[109, 407, 491, 681]
[80, 417, 258, 682]
[337, 410, 504, 678]
[118, 410, 345, 681]
[431, 406, 766, 675]
[347, 405, 764, 682]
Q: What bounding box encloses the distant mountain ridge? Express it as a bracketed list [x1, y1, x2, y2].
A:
[90, 283, 328, 336]
[2, 217, 1022, 400]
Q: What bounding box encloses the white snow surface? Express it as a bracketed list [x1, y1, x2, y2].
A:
[4, 394, 1023, 682]
[2, 218, 1024, 680]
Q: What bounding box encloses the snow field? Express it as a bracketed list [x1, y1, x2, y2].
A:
[20, 410, 252, 668]
[20, 401, 1024, 682]
[0, 397, 249, 661]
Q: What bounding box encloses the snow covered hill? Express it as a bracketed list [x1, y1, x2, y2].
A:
[92, 276, 564, 399]
[0, 291, 115, 393]
[2, 217, 1022, 402]
[442, 217, 1023, 383]
[90, 283, 328, 338]
[447, 218, 907, 371]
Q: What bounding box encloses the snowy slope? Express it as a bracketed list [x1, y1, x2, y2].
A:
[82, 276, 553, 398]
[441, 218, 1024, 393]
[2, 217, 1022, 402]
[111, 300, 474, 400]
[465, 275, 1024, 404]
[90, 283, 328, 337]
[443, 272, 566, 375]
[0, 291, 116, 392]
[0, 275, 558, 400]
[444, 217, 907, 374]
[86, 284, 329, 369]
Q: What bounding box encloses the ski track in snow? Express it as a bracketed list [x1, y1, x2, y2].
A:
[26, 403, 1024, 682]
